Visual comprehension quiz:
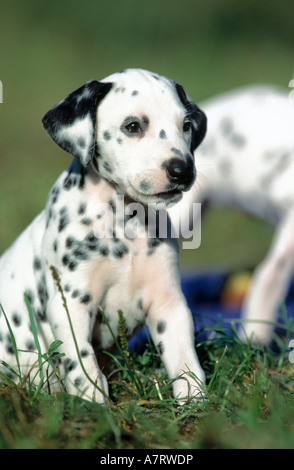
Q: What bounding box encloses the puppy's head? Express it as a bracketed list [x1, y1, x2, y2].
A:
[43, 69, 206, 205]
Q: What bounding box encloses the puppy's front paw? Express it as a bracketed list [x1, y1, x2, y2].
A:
[172, 371, 206, 405]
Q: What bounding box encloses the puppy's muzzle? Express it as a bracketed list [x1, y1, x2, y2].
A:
[164, 156, 196, 189]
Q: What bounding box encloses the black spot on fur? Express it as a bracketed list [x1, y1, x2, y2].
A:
[137, 298, 143, 311]
[25, 289, 35, 305]
[50, 186, 60, 205]
[171, 147, 183, 158]
[46, 208, 53, 229]
[103, 131, 111, 141]
[220, 117, 246, 148]
[72, 246, 89, 261]
[147, 237, 163, 255]
[66, 236, 75, 248]
[103, 161, 113, 173]
[112, 243, 129, 258]
[37, 309, 47, 322]
[68, 261, 78, 271]
[69, 360, 77, 372]
[231, 134, 246, 147]
[80, 293, 92, 304]
[81, 217, 92, 226]
[100, 245, 110, 257]
[37, 277, 48, 307]
[63, 174, 74, 191]
[81, 349, 89, 358]
[159, 129, 167, 139]
[77, 137, 86, 148]
[25, 339, 35, 351]
[220, 117, 233, 135]
[85, 232, 99, 251]
[74, 376, 83, 387]
[64, 358, 77, 373]
[12, 313, 21, 327]
[139, 180, 151, 192]
[78, 203, 87, 215]
[6, 336, 14, 354]
[62, 254, 70, 266]
[33, 257, 42, 271]
[157, 321, 166, 334]
[58, 207, 70, 232]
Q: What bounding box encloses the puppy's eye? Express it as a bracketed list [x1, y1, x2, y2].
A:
[125, 121, 142, 134]
[183, 120, 192, 132]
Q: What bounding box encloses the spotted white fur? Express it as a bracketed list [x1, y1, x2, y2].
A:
[170, 85, 294, 344]
[0, 69, 206, 403]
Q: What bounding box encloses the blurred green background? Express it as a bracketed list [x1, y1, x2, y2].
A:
[0, 0, 293, 271]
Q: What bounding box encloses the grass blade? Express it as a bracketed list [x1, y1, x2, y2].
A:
[24, 293, 45, 398]
[0, 302, 22, 382]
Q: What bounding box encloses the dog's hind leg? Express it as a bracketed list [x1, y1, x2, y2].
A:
[239, 208, 294, 344]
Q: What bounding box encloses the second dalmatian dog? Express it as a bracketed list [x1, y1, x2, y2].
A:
[170, 84, 294, 345]
[0, 69, 207, 403]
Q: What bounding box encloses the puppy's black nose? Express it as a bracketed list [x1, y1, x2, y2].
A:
[165, 157, 195, 187]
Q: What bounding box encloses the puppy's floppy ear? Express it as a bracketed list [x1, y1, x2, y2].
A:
[175, 83, 207, 153]
[42, 80, 112, 166]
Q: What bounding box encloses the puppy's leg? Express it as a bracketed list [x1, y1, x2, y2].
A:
[146, 290, 205, 403]
[240, 209, 294, 344]
[47, 293, 108, 403]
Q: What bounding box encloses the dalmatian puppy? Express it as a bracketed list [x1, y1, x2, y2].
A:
[170, 84, 294, 345]
[0, 68, 207, 403]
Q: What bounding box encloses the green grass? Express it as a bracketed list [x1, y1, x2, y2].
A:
[1, 298, 294, 449]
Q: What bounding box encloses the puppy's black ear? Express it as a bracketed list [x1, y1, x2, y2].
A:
[175, 83, 207, 153]
[42, 80, 112, 166]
